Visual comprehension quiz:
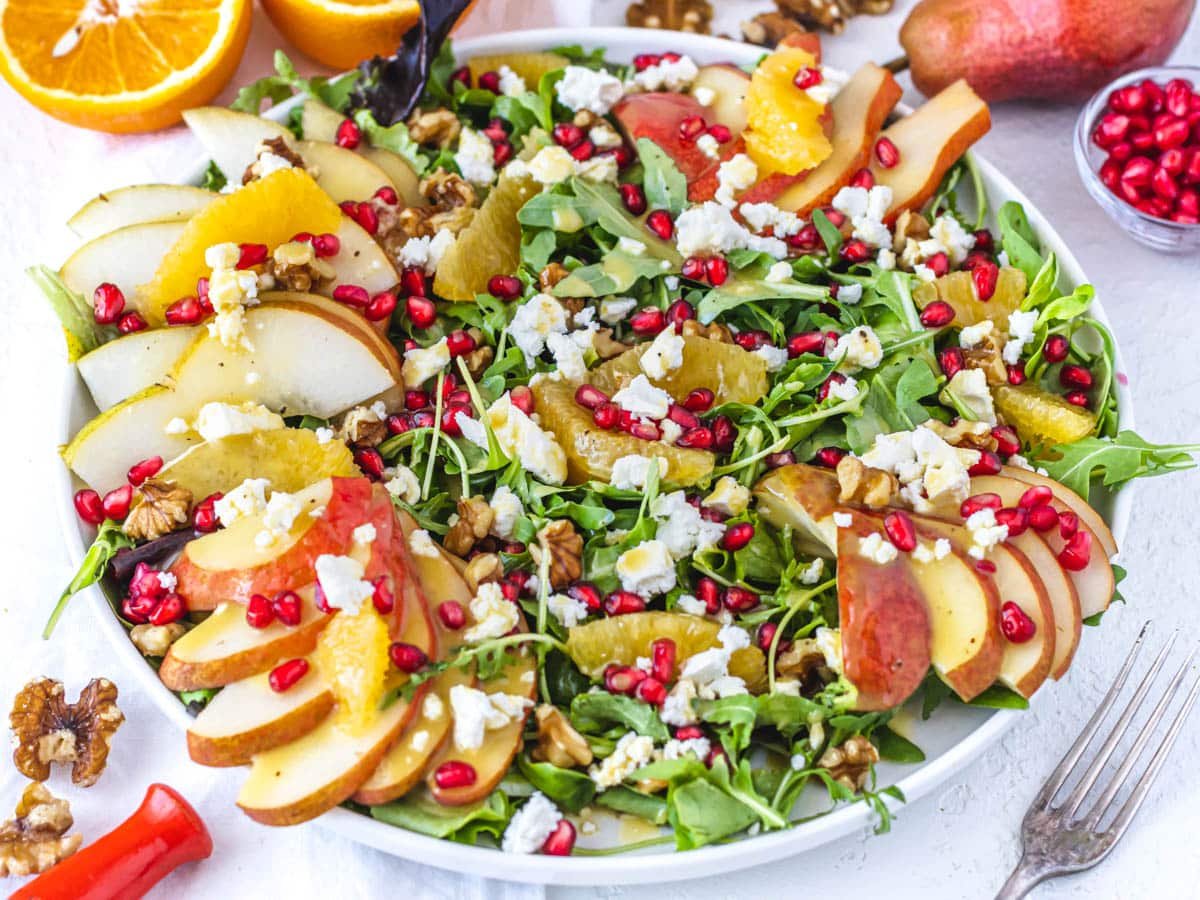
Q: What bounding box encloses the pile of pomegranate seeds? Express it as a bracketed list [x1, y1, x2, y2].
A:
[1092, 77, 1200, 224]
[121, 562, 187, 626]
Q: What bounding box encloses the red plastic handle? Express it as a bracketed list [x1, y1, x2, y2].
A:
[12, 783, 212, 900]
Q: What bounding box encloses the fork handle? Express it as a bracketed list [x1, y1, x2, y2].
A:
[994, 856, 1047, 900]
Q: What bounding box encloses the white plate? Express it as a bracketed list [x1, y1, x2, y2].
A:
[55, 28, 1134, 886]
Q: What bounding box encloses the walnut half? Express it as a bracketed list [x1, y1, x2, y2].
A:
[531, 705, 593, 769]
[10, 678, 124, 788]
[836, 456, 897, 508]
[818, 735, 880, 792]
[123, 480, 192, 542]
[0, 783, 82, 877]
[530, 520, 583, 589]
[444, 496, 495, 557]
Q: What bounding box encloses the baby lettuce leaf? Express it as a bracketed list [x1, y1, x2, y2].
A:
[571, 693, 670, 741]
[351, 111, 429, 175]
[44, 520, 135, 638]
[636, 138, 688, 216]
[1038, 430, 1200, 501]
[27, 265, 116, 361]
[997, 200, 1044, 282]
[517, 756, 596, 812]
[594, 786, 668, 824]
[231, 50, 358, 114]
[874, 726, 925, 763]
[371, 790, 511, 843]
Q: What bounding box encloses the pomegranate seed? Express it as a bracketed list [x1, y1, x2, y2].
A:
[354, 202, 379, 234]
[541, 819, 576, 856]
[311, 233, 340, 257]
[389, 642, 428, 673]
[1166, 79, 1193, 117]
[127, 456, 163, 486]
[1130, 131, 1156, 153]
[666, 299, 695, 331]
[992, 425, 1021, 457]
[765, 450, 797, 469]
[387, 413, 413, 434]
[1018, 485, 1054, 509]
[92, 283, 126, 324]
[567, 582, 603, 613]
[365, 290, 397, 322]
[333, 284, 370, 307]
[961, 493, 1003, 518]
[121, 596, 155, 624]
[1007, 364, 1027, 385]
[678, 115, 707, 142]
[269, 659, 310, 693]
[630, 307, 667, 335]
[449, 66, 471, 89]
[487, 274, 522, 299]
[235, 243, 268, 269]
[354, 447, 386, 480]
[721, 523, 755, 552]
[636, 677, 667, 706]
[812, 446, 846, 469]
[246, 593, 275, 629]
[503, 385, 533, 416]
[1109, 141, 1134, 163]
[446, 330, 476, 357]
[926, 252, 951, 277]
[667, 404, 700, 430]
[968, 450, 1002, 477]
[605, 591, 646, 616]
[707, 124, 732, 143]
[994, 507, 1029, 537]
[694, 577, 722, 614]
[592, 402, 619, 429]
[645, 209, 674, 240]
[430, 600, 465, 633]
[1151, 165, 1180, 200]
[74, 489, 105, 525]
[370, 186, 399, 207]
[880, 510, 916, 552]
[607, 146, 636, 174]
[411, 410, 436, 429]
[117, 312, 147, 334]
[272, 590, 302, 626]
[874, 136, 900, 168]
[1160, 148, 1187, 176]
[618, 183, 648, 217]
[999, 601, 1036, 643]
[1028, 504, 1059, 533]
[440, 404, 470, 436]
[939, 347, 965, 379]
[405, 295, 437, 330]
[1059, 511, 1080, 539]
[552, 122, 584, 148]
[1093, 113, 1131, 148]
[164, 296, 203, 326]
[478, 70, 501, 93]
[1179, 189, 1200, 217]
[723, 586, 759, 612]
[433, 761, 477, 789]
[401, 267, 427, 297]
[793, 66, 823, 90]
[1155, 117, 1191, 150]
[677, 425, 714, 449]
[499, 580, 520, 603]
[492, 140, 514, 166]
[971, 260, 999, 301]
[405, 389, 429, 411]
[848, 167, 874, 189]
[149, 593, 186, 626]
[782, 331, 821, 358]
[731, 330, 766, 352]
[371, 577, 395, 615]
[129, 564, 164, 599]
[1065, 391, 1090, 408]
[629, 420, 661, 441]
[840, 239, 870, 263]
[681, 388, 715, 413]
[604, 665, 643, 695]
[574, 384, 609, 410]
[919, 300, 956, 328]
[1059, 364, 1094, 390]
[681, 256, 707, 280]
[788, 224, 821, 250]
[333, 118, 361, 149]
[712, 415, 737, 452]
[1122, 155, 1156, 186]
[705, 256, 730, 286]
[1058, 529, 1093, 571]
[1042, 334, 1069, 363]
[756, 622, 778, 652]
[192, 492, 221, 532]
[633, 53, 661, 71]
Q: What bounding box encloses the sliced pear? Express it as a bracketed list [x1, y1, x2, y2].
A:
[159, 585, 331, 692]
[323, 217, 400, 298]
[300, 99, 345, 143]
[68, 185, 216, 241]
[59, 220, 187, 314]
[999, 527, 1081, 681]
[62, 304, 396, 492]
[76, 326, 199, 412]
[296, 140, 395, 204]
[1001, 466, 1118, 559]
[361, 147, 422, 206]
[753, 462, 842, 557]
[183, 107, 293, 185]
[187, 668, 334, 767]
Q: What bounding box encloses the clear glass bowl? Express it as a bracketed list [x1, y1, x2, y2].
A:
[1073, 65, 1200, 255]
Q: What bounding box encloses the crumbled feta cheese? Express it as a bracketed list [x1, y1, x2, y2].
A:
[502, 792, 562, 854]
[455, 128, 496, 186]
[548, 592, 589, 628]
[696, 133, 720, 159]
[838, 283, 863, 305]
[615, 539, 677, 596]
[590, 123, 622, 149]
[464, 582, 521, 643]
[164, 417, 189, 435]
[599, 296, 638, 324]
[660, 679, 699, 726]
[693, 85, 715, 106]
[913, 263, 936, 282]
[612, 374, 673, 420]
[815, 626, 842, 673]
[255, 490, 303, 548]
[755, 344, 790, 373]
[661, 736, 711, 761]
[877, 248, 896, 270]
[352, 523, 376, 546]
[556, 66, 625, 115]
[459, 392, 567, 485]
[945, 368, 997, 424]
[965, 508, 1009, 560]
[827, 374, 861, 402]
[639, 329, 685, 380]
[204, 243, 240, 270]
[408, 529, 440, 558]
[860, 425, 980, 512]
[205, 266, 260, 351]
[703, 476, 751, 517]
[315, 427, 334, 445]
[410, 730, 430, 752]
[214, 478, 270, 527]
[958, 320, 995, 349]
[192, 401, 283, 443]
[617, 236, 647, 257]
[314, 553, 373, 614]
[1007, 453, 1033, 471]
[739, 202, 802, 237]
[674, 202, 788, 258]
[678, 626, 751, 699]
[831, 325, 883, 371]
[546, 330, 591, 383]
[1004, 310, 1039, 366]
[799, 557, 825, 584]
[831, 185, 894, 248]
[765, 260, 793, 283]
[609, 454, 668, 490]
[576, 153, 619, 184]
[423, 693, 445, 720]
[402, 337, 451, 386]
[659, 418, 683, 444]
[488, 485, 524, 540]
[449, 684, 533, 751]
[509, 293, 569, 364]
[397, 229, 454, 274]
[651, 491, 725, 560]
[589, 732, 656, 789]
[526, 146, 578, 186]
[631, 55, 698, 92]
[914, 537, 954, 564]
[675, 594, 708, 617]
[497, 64, 526, 97]
[858, 532, 899, 564]
[714, 153, 757, 207]
[385, 465, 422, 504]
[833, 511, 853, 528]
[805, 65, 849, 106]
[928, 215, 977, 265]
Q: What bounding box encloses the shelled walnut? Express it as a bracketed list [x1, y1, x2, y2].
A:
[444, 496, 494, 557]
[123, 480, 192, 542]
[0, 784, 82, 877]
[10, 678, 123, 788]
[530, 520, 583, 589]
[924, 419, 997, 452]
[463, 553, 503, 593]
[532, 705, 593, 768]
[818, 735, 880, 792]
[836, 456, 897, 508]
[406, 108, 460, 148]
[626, 0, 713, 33]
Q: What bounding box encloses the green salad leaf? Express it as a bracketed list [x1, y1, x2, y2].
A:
[27, 265, 117, 360]
[1039, 430, 1200, 500]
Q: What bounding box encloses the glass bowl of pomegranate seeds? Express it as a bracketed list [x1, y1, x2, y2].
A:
[1074, 65, 1200, 254]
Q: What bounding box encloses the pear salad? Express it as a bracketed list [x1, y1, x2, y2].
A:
[36, 38, 1200, 855]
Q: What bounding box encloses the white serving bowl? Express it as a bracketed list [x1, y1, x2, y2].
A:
[56, 27, 1134, 886]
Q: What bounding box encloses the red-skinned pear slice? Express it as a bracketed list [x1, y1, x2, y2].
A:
[1000, 466, 1118, 559]
[774, 64, 903, 214]
[972, 474, 1114, 620]
[918, 519, 1054, 699]
[835, 509, 931, 711]
[1000, 528, 1081, 680]
[612, 91, 722, 200]
[868, 79, 991, 223]
[752, 462, 841, 557]
[691, 64, 751, 136]
[186, 667, 334, 767]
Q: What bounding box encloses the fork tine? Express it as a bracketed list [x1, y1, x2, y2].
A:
[1102, 665, 1200, 841]
[1077, 648, 1198, 829]
[1029, 623, 1152, 813]
[1059, 631, 1179, 818]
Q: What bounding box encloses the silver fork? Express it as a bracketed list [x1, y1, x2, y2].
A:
[995, 623, 1200, 899]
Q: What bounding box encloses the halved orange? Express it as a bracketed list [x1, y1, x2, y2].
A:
[260, 0, 420, 71]
[0, 0, 251, 133]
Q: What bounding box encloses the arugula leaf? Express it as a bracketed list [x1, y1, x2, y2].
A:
[179, 688, 218, 711]
[697, 272, 828, 324]
[920, 675, 952, 720]
[371, 789, 511, 843]
[492, 91, 552, 139]
[997, 201, 1044, 282]
[517, 191, 599, 232]
[45, 520, 134, 638]
[1034, 284, 1094, 329]
[966, 685, 1030, 710]
[518, 756, 596, 812]
[568, 177, 682, 265]
[554, 251, 673, 297]
[231, 50, 358, 114]
[543, 649, 590, 707]
[811, 209, 842, 258]
[697, 695, 759, 756]
[594, 786, 668, 824]
[1039, 430, 1200, 500]
[875, 726, 925, 763]
[636, 138, 688, 216]
[1021, 252, 1059, 311]
[352, 110, 429, 175]
[200, 161, 227, 192]
[551, 44, 609, 69]
[668, 774, 759, 848]
[27, 265, 117, 361]
[571, 692, 670, 741]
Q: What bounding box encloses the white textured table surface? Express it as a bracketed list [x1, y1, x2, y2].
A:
[1, 1, 1198, 897]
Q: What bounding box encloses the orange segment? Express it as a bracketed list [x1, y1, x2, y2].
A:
[993, 383, 1097, 447]
[260, 0, 420, 71]
[743, 45, 833, 176]
[314, 604, 392, 735]
[0, 0, 251, 133]
[913, 266, 1027, 327]
[139, 168, 342, 324]
[590, 335, 769, 407]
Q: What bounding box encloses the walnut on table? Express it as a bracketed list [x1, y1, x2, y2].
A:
[10, 678, 123, 788]
[626, 0, 713, 33]
[530, 520, 583, 589]
[0, 783, 82, 877]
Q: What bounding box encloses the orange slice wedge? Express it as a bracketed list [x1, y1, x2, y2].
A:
[0, 0, 251, 133]
[260, 0, 420, 71]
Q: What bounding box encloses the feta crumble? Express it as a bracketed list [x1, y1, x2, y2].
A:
[496, 65, 526, 97]
[703, 476, 751, 517]
[548, 592, 589, 628]
[464, 582, 520, 643]
[831, 184, 894, 248]
[454, 128, 496, 186]
[192, 401, 283, 443]
[599, 297, 638, 324]
[313, 554, 373, 614]
[675, 201, 787, 258]
[509, 293, 569, 364]
[449, 684, 533, 751]
[858, 532, 899, 564]
[714, 153, 757, 207]
[555, 66, 625, 115]
[651, 491, 725, 560]
[502, 792, 562, 854]
[831, 325, 883, 371]
[639, 328, 685, 380]
[615, 539, 677, 596]
[402, 337, 451, 386]
[739, 201, 802, 237]
[612, 374, 673, 420]
[958, 320, 995, 349]
[397, 229, 454, 275]
[799, 557, 825, 584]
[755, 344, 790, 372]
[458, 392, 568, 485]
[408, 528, 440, 558]
[589, 732, 655, 789]
[213, 477, 270, 527]
[255, 490, 303, 548]
[609, 454, 668, 490]
[965, 508, 1009, 560]
[1004, 309, 1038, 366]
[944, 368, 997, 425]
[631, 55, 699, 92]
[488, 485, 524, 540]
[385, 465, 422, 504]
